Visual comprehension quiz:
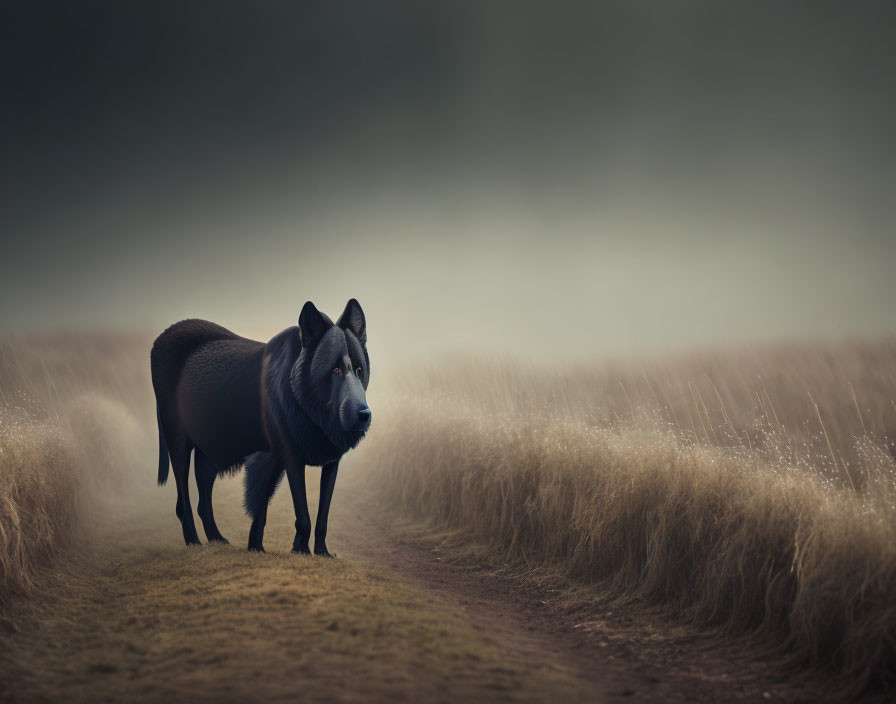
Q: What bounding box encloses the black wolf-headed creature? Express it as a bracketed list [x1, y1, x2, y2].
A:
[150, 299, 371, 554]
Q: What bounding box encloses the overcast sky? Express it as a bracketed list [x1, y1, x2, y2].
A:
[2, 1, 894, 363]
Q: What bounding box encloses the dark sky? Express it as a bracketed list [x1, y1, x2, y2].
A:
[2, 2, 895, 361]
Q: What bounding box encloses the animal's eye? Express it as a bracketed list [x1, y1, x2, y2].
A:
[333, 367, 341, 376]
[355, 367, 363, 377]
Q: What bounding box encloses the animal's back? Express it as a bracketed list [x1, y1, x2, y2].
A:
[150, 319, 245, 396]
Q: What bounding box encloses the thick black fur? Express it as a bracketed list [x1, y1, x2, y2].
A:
[150, 300, 371, 554]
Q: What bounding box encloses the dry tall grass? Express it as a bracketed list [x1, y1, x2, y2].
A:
[0, 335, 149, 605]
[0, 414, 78, 601]
[415, 339, 896, 490]
[365, 339, 896, 694]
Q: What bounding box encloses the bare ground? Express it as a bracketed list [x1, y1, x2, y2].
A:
[0, 468, 844, 703]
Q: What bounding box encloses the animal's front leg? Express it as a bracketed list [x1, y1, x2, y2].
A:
[314, 461, 339, 558]
[285, 461, 312, 554]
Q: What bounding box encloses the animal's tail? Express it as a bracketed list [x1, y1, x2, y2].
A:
[244, 452, 284, 518]
[157, 404, 170, 485]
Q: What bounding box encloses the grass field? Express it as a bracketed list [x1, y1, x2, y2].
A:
[363, 340, 896, 695]
[1, 333, 895, 698]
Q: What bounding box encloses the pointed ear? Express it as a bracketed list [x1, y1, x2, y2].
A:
[336, 298, 366, 346]
[298, 301, 329, 346]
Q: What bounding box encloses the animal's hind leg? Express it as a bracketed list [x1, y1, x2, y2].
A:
[247, 471, 282, 552]
[171, 442, 201, 546]
[246, 456, 285, 553]
[195, 449, 228, 544]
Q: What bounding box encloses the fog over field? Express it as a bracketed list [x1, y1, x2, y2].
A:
[2, 1, 895, 363]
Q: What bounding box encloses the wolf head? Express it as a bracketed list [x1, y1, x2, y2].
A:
[290, 299, 371, 452]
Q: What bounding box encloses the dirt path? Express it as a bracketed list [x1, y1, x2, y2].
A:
[337, 492, 834, 704]
[0, 470, 833, 703]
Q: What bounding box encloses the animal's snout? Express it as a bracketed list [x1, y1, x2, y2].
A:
[357, 407, 372, 431]
[338, 395, 371, 435]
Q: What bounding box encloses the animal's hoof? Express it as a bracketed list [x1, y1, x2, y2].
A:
[291, 545, 312, 555]
[248, 544, 265, 553]
[209, 536, 229, 545]
[314, 545, 336, 558]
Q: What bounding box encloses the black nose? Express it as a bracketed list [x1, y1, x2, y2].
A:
[357, 407, 371, 430]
